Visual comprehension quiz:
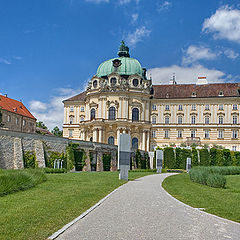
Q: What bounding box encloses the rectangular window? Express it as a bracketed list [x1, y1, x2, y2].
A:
[152, 104, 157, 111]
[205, 130, 210, 139]
[80, 116, 84, 122]
[233, 104, 238, 110]
[23, 120, 25, 126]
[191, 116, 196, 124]
[165, 116, 170, 124]
[219, 104, 223, 110]
[233, 116, 238, 124]
[218, 130, 224, 139]
[178, 116, 182, 124]
[70, 106, 74, 112]
[152, 116, 156, 124]
[7, 115, 11, 122]
[205, 104, 210, 110]
[191, 104, 196, 110]
[205, 117, 210, 124]
[80, 106, 85, 112]
[191, 130, 196, 138]
[164, 130, 169, 138]
[165, 105, 170, 110]
[232, 130, 238, 139]
[16, 118, 19, 125]
[178, 105, 183, 110]
[232, 146, 237, 152]
[177, 130, 182, 138]
[69, 129, 73, 137]
[219, 116, 223, 124]
[152, 131, 156, 138]
[70, 116, 74, 124]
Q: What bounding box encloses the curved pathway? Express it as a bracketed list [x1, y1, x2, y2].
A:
[56, 173, 240, 240]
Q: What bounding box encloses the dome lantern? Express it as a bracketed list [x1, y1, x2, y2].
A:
[118, 40, 130, 57]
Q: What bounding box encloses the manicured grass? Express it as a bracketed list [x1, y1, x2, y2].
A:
[162, 173, 240, 223]
[0, 171, 154, 240]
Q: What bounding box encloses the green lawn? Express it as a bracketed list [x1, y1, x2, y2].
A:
[162, 173, 240, 223]
[0, 171, 153, 240]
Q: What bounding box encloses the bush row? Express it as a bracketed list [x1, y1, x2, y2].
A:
[189, 166, 240, 188]
[0, 169, 47, 196]
[163, 147, 240, 169]
[43, 168, 67, 174]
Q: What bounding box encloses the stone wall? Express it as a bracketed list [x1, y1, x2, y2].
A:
[0, 129, 118, 170]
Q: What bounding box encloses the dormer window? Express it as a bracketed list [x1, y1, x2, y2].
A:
[219, 91, 224, 96]
[110, 77, 117, 86]
[133, 79, 139, 87]
[93, 80, 98, 88]
[192, 92, 196, 97]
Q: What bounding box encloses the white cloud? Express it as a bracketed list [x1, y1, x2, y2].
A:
[223, 49, 239, 59]
[157, 1, 172, 12]
[0, 58, 11, 65]
[29, 88, 81, 130]
[118, 0, 139, 5]
[85, 0, 109, 3]
[182, 45, 217, 65]
[202, 5, 240, 43]
[147, 64, 230, 85]
[131, 13, 139, 24]
[126, 26, 151, 47]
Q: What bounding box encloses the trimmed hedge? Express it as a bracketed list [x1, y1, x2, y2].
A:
[199, 148, 209, 166]
[163, 147, 175, 169]
[43, 168, 67, 174]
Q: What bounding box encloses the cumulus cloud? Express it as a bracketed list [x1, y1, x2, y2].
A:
[85, 0, 109, 3]
[126, 26, 151, 47]
[157, 1, 172, 12]
[147, 64, 230, 85]
[202, 5, 240, 43]
[29, 88, 82, 130]
[223, 48, 239, 59]
[182, 45, 217, 65]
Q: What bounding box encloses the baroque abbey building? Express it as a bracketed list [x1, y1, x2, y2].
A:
[63, 42, 240, 152]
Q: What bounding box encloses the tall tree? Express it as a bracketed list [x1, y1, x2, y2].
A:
[36, 121, 48, 130]
[51, 126, 63, 137]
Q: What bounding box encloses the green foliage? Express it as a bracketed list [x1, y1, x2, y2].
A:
[135, 150, 142, 169]
[175, 148, 191, 169]
[199, 148, 209, 166]
[0, 169, 46, 196]
[129, 169, 156, 172]
[66, 145, 75, 170]
[89, 152, 96, 170]
[102, 154, 111, 171]
[222, 149, 232, 166]
[216, 149, 224, 166]
[51, 126, 63, 137]
[189, 166, 240, 188]
[209, 148, 217, 166]
[43, 168, 67, 174]
[45, 151, 67, 168]
[191, 148, 199, 166]
[36, 121, 48, 130]
[144, 153, 150, 169]
[23, 151, 37, 168]
[163, 147, 175, 169]
[234, 151, 240, 166]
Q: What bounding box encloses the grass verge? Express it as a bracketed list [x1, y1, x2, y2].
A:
[0, 171, 154, 240]
[162, 173, 240, 223]
[0, 169, 46, 196]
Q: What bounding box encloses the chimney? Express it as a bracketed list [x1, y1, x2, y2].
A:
[196, 76, 208, 85]
[169, 73, 177, 85]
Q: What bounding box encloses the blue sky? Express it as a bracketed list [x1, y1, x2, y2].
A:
[0, 0, 239, 129]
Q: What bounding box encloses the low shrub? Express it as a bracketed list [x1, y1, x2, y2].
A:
[206, 173, 226, 188]
[129, 169, 156, 172]
[166, 169, 187, 173]
[0, 169, 46, 196]
[43, 168, 67, 174]
[23, 151, 37, 168]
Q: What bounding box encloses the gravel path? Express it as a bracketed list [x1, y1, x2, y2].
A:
[56, 173, 240, 240]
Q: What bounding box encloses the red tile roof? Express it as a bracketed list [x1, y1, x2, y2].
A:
[63, 91, 86, 102]
[153, 83, 240, 99]
[0, 95, 36, 120]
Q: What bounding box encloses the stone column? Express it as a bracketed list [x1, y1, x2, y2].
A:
[34, 140, 45, 168]
[118, 98, 122, 119]
[99, 127, 103, 143]
[96, 151, 103, 171]
[110, 150, 117, 171]
[98, 98, 102, 119]
[93, 128, 97, 142]
[142, 130, 146, 151]
[146, 131, 150, 152]
[83, 149, 91, 171]
[13, 137, 24, 169]
[125, 98, 129, 120]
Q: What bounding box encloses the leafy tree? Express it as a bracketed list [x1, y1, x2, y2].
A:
[51, 126, 63, 137]
[36, 121, 48, 130]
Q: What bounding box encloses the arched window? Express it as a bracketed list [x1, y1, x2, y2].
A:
[132, 138, 138, 149]
[132, 108, 139, 121]
[90, 137, 93, 142]
[69, 116, 74, 124]
[152, 116, 156, 124]
[108, 136, 114, 145]
[109, 107, 116, 120]
[110, 77, 117, 86]
[178, 116, 182, 124]
[90, 108, 95, 120]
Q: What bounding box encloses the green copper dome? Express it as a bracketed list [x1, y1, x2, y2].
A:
[96, 41, 145, 78]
